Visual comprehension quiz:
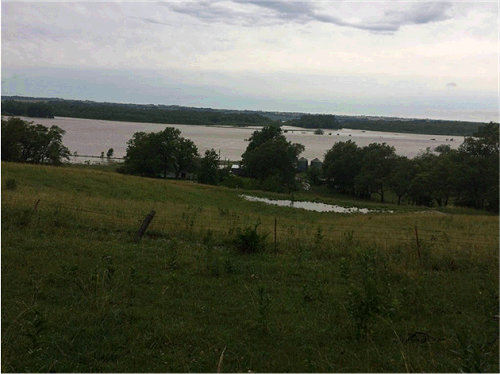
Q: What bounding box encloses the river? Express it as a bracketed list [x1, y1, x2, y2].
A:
[6, 116, 465, 163]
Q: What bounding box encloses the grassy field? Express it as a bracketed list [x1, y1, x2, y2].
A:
[2, 161, 499, 372]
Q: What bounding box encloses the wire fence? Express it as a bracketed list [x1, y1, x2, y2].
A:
[2, 194, 499, 249]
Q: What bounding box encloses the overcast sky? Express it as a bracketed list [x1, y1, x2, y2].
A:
[2, 0, 499, 122]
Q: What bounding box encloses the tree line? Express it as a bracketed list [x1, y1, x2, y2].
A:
[2, 97, 485, 136]
[2, 100, 54, 118]
[1, 100, 273, 127]
[336, 118, 482, 137]
[2, 115, 498, 212]
[1, 117, 70, 165]
[316, 122, 499, 212]
[117, 127, 223, 186]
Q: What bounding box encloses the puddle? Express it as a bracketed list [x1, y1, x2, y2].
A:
[241, 195, 393, 214]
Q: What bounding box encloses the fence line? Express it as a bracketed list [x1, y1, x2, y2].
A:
[2, 195, 498, 247]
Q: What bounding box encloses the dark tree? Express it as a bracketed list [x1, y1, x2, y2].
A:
[1, 117, 70, 165]
[245, 125, 283, 153]
[26, 102, 54, 118]
[152, 128, 182, 178]
[1, 117, 27, 161]
[121, 127, 199, 178]
[388, 156, 415, 205]
[242, 127, 304, 191]
[198, 149, 220, 185]
[354, 143, 397, 202]
[322, 140, 363, 194]
[122, 132, 158, 177]
[173, 138, 198, 179]
[454, 122, 499, 211]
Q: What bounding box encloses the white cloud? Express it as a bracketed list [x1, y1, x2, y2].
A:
[1, 1, 498, 121]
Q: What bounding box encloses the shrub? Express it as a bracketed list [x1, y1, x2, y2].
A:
[233, 221, 268, 253]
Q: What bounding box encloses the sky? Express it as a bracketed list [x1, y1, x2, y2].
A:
[1, 0, 499, 122]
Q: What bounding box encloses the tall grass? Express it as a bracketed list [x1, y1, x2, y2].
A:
[2, 162, 498, 372]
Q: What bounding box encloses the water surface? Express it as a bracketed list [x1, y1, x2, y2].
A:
[6, 116, 464, 162]
[241, 195, 393, 214]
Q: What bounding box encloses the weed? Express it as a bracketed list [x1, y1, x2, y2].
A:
[257, 286, 271, 333]
[182, 210, 197, 233]
[218, 207, 229, 216]
[452, 330, 494, 373]
[342, 230, 355, 248]
[224, 258, 235, 274]
[165, 240, 179, 270]
[22, 310, 47, 350]
[313, 226, 324, 249]
[5, 178, 17, 190]
[339, 257, 351, 284]
[233, 221, 268, 254]
[346, 247, 383, 340]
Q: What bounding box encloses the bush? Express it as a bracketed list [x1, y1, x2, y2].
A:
[233, 221, 268, 253]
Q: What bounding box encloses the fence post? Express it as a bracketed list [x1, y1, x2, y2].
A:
[135, 210, 156, 242]
[274, 217, 277, 253]
[415, 226, 422, 267]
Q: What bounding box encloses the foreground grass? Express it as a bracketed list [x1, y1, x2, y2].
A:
[2, 162, 499, 372]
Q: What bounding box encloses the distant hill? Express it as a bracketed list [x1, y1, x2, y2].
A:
[2, 95, 490, 136]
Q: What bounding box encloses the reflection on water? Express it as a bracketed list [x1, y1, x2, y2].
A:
[241, 195, 393, 214]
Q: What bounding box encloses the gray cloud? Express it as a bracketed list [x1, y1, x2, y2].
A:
[162, 1, 455, 33]
[447, 82, 458, 89]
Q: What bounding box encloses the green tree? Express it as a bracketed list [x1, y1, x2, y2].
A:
[388, 156, 415, 205]
[1, 117, 28, 161]
[1, 100, 27, 116]
[354, 143, 397, 202]
[173, 138, 198, 179]
[322, 140, 363, 194]
[455, 122, 499, 211]
[1, 117, 70, 165]
[106, 148, 114, 158]
[287, 114, 339, 129]
[122, 127, 199, 179]
[434, 144, 451, 154]
[407, 149, 437, 206]
[122, 132, 158, 177]
[26, 102, 54, 118]
[306, 165, 322, 186]
[428, 150, 459, 207]
[152, 127, 182, 178]
[242, 132, 304, 191]
[245, 125, 283, 153]
[198, 149, 220, 185]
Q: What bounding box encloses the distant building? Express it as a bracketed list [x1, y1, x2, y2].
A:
[297, 157, 308, 172]
[163, 171, 197, 180]
[230, 164, 244, 176]
[310, 158, 322, 169]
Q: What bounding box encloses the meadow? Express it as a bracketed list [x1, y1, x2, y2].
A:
[2, 161, 499, 372]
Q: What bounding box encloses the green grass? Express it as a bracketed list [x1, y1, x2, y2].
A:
[2, 162, 499, 372]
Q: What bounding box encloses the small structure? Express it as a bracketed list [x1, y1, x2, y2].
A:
[297, 157, 308, 172]
[164, 171, 197, 180]
[230, 164, 244, 176]
[310, 158, 322, 169]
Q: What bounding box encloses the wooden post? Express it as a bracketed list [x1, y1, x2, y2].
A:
[415, 226, 422, 267]
[135, 210, 156, 242]
[274, 217, 277, 253]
